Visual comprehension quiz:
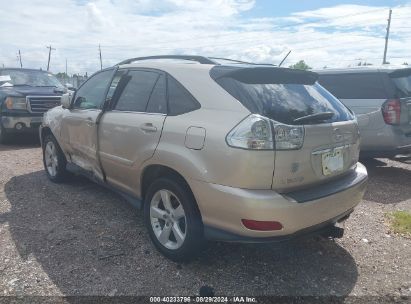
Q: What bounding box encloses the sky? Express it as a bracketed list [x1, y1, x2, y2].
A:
[0, 0, 410, 74]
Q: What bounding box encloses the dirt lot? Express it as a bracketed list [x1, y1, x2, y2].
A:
[0, 139, 410, 300]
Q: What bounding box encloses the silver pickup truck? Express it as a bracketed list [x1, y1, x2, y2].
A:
[317, 67, 411, 158]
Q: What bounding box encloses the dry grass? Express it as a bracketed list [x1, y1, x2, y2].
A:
[386, 210, 411, 237]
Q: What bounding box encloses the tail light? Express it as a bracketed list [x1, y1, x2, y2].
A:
[273, 123, 304, 150]
[382, 99, 401, 125]
[226, 114, 304, 150]
[226, 114, 273, 150]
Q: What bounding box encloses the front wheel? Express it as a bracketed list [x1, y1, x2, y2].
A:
[42, 134, 69, 183]
[144, 177, 205, 262]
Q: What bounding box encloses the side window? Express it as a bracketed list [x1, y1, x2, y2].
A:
[318, 73, 388, 99]
[167, 76, 201, 115]
[114, 70, 159, 112]
[146, 75, 167, 114]
[73, 70, 113, 109]
[107, 70, 127, 101]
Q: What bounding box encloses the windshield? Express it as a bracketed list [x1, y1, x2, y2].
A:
[391, 75, 411, 97]
[0, 69, 63, 88]
[215, 77, 354, 125]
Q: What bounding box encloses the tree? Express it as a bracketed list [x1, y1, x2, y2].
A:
[403, 62, 409, 65]
[289, 60, 312, 70]
[55, 72, 69, 78]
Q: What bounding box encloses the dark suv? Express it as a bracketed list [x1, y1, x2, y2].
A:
[0, 68, 63, 143]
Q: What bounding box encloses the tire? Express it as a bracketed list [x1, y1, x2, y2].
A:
[0, 123, 10, 144]
[144, 177, 205, 262]
[42, 134, 69, 183]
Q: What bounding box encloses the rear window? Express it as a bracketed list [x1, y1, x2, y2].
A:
[390, 75, 411, 98]
[215, 77, 354, 125]
[318, 73, 388, 99]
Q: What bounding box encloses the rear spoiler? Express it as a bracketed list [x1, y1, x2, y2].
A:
[210, 66, 319, 85]
[389, 68, 411, 78]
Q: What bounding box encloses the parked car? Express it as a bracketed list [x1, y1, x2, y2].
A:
[0, 68, 63, 143]
[40, 55, 368, 261]
[317, 67, 411, 158]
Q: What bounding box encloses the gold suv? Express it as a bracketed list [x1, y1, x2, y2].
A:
[40, 55, 368, 261]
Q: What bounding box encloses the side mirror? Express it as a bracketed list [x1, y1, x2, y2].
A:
[61, 93, 72, 109]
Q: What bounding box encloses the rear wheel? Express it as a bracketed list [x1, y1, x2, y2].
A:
[144, 177, 205, 261]
[42, 134, 68, 183]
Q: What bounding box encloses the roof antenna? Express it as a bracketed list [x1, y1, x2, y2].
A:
[279, 50, 292, 67]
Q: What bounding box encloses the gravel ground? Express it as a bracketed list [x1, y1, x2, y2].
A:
[0, 138, 410, 300]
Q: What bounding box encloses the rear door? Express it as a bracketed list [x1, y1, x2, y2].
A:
[273, 120, 360, 192]
[213, 69, 358, 193]
[268, 84, 360, 192]
[98, 69, 167, 195]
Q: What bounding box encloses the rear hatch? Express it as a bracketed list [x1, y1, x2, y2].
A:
[211, 66, 359, 192]
[387, 68, 411, 135]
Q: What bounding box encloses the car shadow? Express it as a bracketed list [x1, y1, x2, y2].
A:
[361, 158, 411, 204]
[0, 135, 40, 152]
[2, 170, 358, 297]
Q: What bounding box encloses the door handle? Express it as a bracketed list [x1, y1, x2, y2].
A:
[140, 123, 157, 133]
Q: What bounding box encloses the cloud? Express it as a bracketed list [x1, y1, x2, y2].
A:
[0, 0, 410, 74]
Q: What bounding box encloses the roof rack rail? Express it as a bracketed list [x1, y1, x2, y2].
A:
[117, 55, 218, 65]
[208, 57, 253, 65]
[209, 57, 276, 66]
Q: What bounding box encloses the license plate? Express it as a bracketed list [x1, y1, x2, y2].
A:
[322, 149, 344, 175]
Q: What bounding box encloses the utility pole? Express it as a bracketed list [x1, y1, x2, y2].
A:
[65, 58, 68, 84]
[99, 44, 103, 70]
[46, 45, 56, 71]
[18, 50, 22, 68]
[279, 50, 292, 67]
[383, 9, 392, 65]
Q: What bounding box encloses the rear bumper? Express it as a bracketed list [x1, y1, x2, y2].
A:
[1, 115, 43, 133]
[190, 162, 367, 241]
[204, 208, 353, 242]
[360, 126, 411, 157]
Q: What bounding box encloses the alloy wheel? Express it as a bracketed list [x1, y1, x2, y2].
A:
[44, 141, 58, 177]
[150, 189, 187, 250]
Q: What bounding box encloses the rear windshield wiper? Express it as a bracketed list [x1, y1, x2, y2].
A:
[294, 112, 334, 124]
